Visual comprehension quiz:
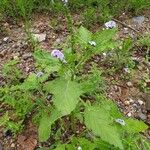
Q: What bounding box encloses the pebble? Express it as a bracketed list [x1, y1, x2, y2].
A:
[124, 101, 130, 106]
[127, 112, 132, 117]
[138, 100, 144, 105]
[11, 143, 15, 148]
[138, 113, 147, 121]
[3, 37, 9, 42]
[129, 98, 134, 103]
[55, 38, 61, 44]
[124, 28, 129, 34]
[32, 33, 46, 42]
[0, 50, 7, 57]
[22, 53, 32, 60]
[132, 16, 145, 25]
[126, 81, 133, 87]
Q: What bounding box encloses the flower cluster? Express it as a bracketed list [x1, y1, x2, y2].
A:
[51, 49, 67, 63]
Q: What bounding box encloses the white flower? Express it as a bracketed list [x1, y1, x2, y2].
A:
[77, 146, 82, 150]
[104, 20, 117, 29]
[89, 41, 96, 46]
[115, 119, 125, 126]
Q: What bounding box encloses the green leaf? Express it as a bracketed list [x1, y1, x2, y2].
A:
[84, 106, 123, 150]
[100, 100, 123, 118]
[38, 115, 51, 142]
[124, 118, 148, 133]
[54, 144, 66, 150]
[76, 26, 92, 46]
[19, 73, 38, 90]
[38, 109, 62, 142]
[33, 49, 61, 72]
[94, 29, 117, 53]
[0, 112, 9, 126]
[45, 78, 82, 115]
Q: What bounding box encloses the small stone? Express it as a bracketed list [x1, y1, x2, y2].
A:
[138, 100, 144, 105]
[132, 16, 145, 25]
[137, 64, 145, 71]
[0, 50, 7, 57]
[3, 37, 9, 42]
[32, 33, 46, 42]
[124, 28, 129, 34]
[138, 113, 147, 121]
[11, 143, 15, 148]
[22, 53, 32, 60]
[126, 81, 133, 87]
[13, 55, 19, 60]
[129, 98, 134, 103]
[145, 79, 150, 83]
[127, 112, 132, 117]
[55, 38, 61, 43]
[124, 101, 130, 106]
[133, 103, 138, 107]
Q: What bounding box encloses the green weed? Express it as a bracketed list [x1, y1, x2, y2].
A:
[0, 26, 149, 149]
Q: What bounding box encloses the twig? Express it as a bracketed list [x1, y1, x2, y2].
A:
[112, 18, 143, 37]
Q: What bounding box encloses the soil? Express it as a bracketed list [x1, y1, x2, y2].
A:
[0, 10, 150, 150]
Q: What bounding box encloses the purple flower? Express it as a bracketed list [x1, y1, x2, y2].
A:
[51, 49, 67, 63]
[104, 20, 117, 29]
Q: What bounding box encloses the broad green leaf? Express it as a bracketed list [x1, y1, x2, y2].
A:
[100, 100, 123, 118]
[76, 26, 92, 46]
[33, 49, 61, 72]
[45, 78, 82, 115]
[84, 106, 123, 150]
[124, 118, 148, 133]
[94, 29, 117, 53]
[38, 115, 51, 142]
[78, 138, 96, 150]
[54, 144, 66, 150]
[38, 109, 62, 142]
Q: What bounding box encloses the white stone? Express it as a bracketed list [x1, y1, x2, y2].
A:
[138, 100, 144, 105]
[126, 81, 133, 87]
[127, 112, 132, 117]
[32, 33, 46, 42]
[129, 98, 134, 103]
[3, 37, 9, 42]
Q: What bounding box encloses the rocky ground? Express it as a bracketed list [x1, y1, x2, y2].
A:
[0, 10, 150, 150]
